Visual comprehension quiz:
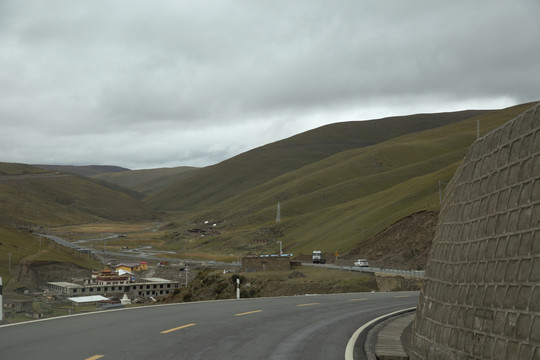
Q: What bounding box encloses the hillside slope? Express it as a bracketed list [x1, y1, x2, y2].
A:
[145, 110, 488, 210]
[346, 210, 438, 270]
[0, 226, 101, 291]
[0, 163, 157, 227]
[93, 166, 199, 197]
[154, 102, 537, 256]
[34, 164, 129, 177]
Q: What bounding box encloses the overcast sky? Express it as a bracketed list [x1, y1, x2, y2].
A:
[1, 1, 539, 169]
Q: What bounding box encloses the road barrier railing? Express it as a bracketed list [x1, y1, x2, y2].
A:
[303, 263, 425, 278]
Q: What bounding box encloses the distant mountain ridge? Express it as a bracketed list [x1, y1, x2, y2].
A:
[145, 110, 490, 210]
[93, 166, 199, 197]
[0, 163, 155, 226]
[34, 164, 130, 177]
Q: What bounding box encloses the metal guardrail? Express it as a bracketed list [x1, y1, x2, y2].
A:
[303, 263, 425, 278]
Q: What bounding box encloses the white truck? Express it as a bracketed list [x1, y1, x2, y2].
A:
[312, 250, 326, 264]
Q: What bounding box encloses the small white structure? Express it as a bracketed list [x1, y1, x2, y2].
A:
[68, 295, 109, 304]
[117, 269, 134, 276]
[120, 294, 131, 305]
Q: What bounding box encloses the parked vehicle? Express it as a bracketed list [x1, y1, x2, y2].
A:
[312, 250, 326, 264]
[354, 259, 369, 267]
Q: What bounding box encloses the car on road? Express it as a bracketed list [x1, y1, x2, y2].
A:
[354, 259, 369, 267]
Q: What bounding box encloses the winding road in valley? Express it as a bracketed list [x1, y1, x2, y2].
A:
[0, 291, 418, 360]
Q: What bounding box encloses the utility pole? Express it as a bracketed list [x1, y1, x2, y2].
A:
[277, 241, 282, 256]
[439, 180, 448, 204]
[439, 179, 442, 204]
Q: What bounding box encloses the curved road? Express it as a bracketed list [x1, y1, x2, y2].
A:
[0, 291, 418, 360]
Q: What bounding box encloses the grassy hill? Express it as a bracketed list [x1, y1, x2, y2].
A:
[149, 102, 537, 256]
[0, 163, 157, 227]
[92, 166, 199, 197]
[1, 101, 537, 267]
[0, 163, 51, 175]
[34, 164, 129, 177]
[145, 110, 488, 210]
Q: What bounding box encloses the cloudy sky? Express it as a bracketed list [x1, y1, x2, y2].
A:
[1, 1, 539, 169]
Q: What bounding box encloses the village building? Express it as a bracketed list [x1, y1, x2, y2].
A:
[47, 277, 179, 298]
[87, 269, 131, 285]
[47, 264, 177, 298]
[113, 261, 148, 272]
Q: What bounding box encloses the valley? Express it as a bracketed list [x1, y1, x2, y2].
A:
[0, 101, 537, 322]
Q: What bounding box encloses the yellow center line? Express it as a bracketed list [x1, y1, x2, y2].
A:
[85, 356, 104, 360]
[394, 295, 411, 298]
[349, 298, 368, 301]
[235, 310, 263, 316]
[160, 323, 197, 334]
[297, 302, 319, 307]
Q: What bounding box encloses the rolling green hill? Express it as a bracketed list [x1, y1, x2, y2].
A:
[0, 163, 51, 176]
[92, 166, 199, 197]
[145, 110, 489, 210]
[0, 163, 157, 227]
[34, 164, 129, 177]
[148, 102, 537, 256]
[1, 101, 537, 263]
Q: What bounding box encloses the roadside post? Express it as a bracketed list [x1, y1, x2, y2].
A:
[236, 278, 240, 299]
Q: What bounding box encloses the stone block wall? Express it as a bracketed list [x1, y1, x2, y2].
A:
[241, 256, 291, 272]
[411, 103, 540, 359]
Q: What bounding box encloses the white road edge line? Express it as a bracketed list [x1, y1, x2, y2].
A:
[344, 306, 416, 360]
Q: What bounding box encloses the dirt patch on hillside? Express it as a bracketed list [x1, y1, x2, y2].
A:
[345, 211, 438, 270]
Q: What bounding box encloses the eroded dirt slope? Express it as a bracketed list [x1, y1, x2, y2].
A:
[346, 210, 438, 270]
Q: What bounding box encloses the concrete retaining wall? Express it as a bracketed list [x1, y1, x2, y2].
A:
[411, 103, 540, 359]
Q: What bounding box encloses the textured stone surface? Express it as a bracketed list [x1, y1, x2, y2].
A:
[411, 103, 540, 359]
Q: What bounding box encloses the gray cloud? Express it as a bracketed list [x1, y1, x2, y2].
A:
[1, 0, 539, 169]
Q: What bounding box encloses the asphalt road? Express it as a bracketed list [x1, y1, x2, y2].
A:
[0, 291, 419, 360]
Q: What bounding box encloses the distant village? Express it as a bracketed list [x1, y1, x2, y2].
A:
[46, 260, 180, 301]
[4, 254, 301, 319]
[3, 260, 181, 319]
